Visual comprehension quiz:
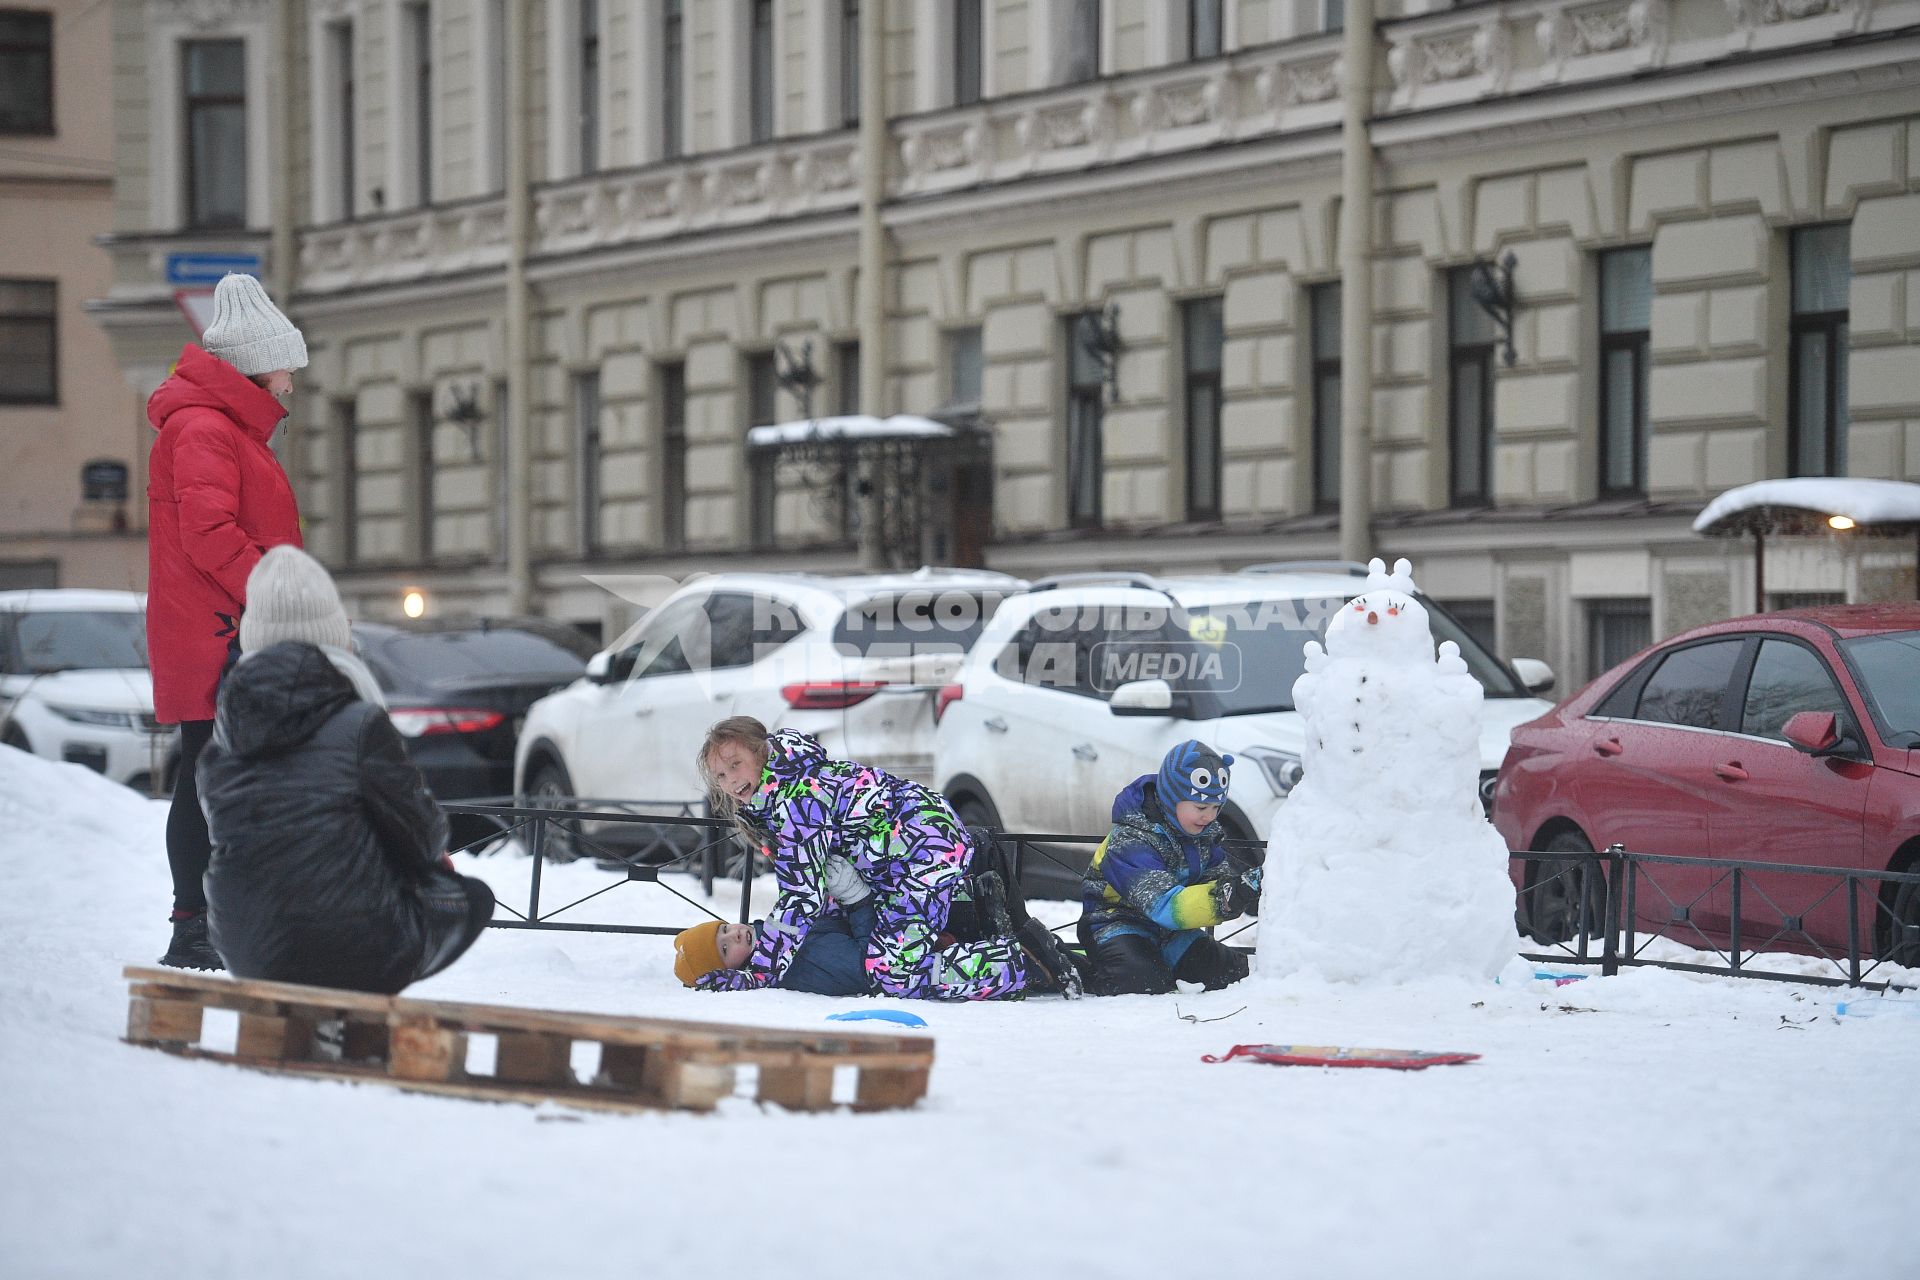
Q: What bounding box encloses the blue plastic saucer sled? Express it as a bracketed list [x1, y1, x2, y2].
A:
[827, 1009, 928, 1029]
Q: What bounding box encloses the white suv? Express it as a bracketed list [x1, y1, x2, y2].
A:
[0, 590, 176, 793]
[934, 565, 1556, 894]
[514, 568, 1022, 853]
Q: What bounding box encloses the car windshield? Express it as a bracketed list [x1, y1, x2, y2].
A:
[12, 611, 148, 673]
[833, 589, 1014, 658]
[1838, 630, 1920, 748]
[363, 628, 586, 694]
[1176, 595, 1526, 718]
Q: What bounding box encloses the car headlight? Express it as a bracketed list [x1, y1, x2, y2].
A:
[46, 704, 136, 729]
[1241, 745, 1305, 798]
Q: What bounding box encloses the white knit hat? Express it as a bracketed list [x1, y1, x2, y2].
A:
[240, 546, 352, 654]
[201, 273, 308, 377]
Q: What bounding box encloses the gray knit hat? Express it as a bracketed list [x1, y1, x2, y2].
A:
[201, 273, 308, 376]
[240, 546, 352, 654]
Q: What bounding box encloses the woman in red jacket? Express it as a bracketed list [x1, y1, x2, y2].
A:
[147, 272, 306, 970]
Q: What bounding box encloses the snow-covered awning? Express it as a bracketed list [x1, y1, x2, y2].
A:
[745, 414, 956, 450]
[1693, 478, 1920, 535]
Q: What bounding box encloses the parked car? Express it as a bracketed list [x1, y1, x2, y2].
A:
[1494, 603, 1920, 965]
[935, 565, 1557, 896]
[514, 568, 1024, 860]
[351, 617, 592, 849]
[0, 590, 176, 793]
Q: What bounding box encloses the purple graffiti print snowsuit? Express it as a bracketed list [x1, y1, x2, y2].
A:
[695, 729, 1029, 1001]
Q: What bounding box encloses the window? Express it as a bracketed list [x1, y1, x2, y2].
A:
[1599, 247, 1651, 496]
[628, 595, 704, 678]
[839, 0, 860, 128]
[1586, 598, 1651, 683]
[0, 279, 56, 405]
[1323, 0, 1345, 33]
[707, 592, 806, 670]
[835, 340, 860, 416]
[0, 10, 54, 135]
[328, 21, 356, 218]
[337, 398, 360, 565]
[1064, 0, 1100, 84]
[1310, 282, 1341, 512]
[659, 361, 687, 552]
[1635, 639, 1741, 730]
[485, 0, 505, 189]
[1740, 640, 1847, 741]
[749, 0, 774, 144]
[183, 40, 247, 229]
[1066, 313, 1105, 528]
[573, 371, 602, 556]
[492, 378, 510, 562]
[579, 0, 600, 172]
[1790, 223, 1851, 478]
[411, 390, 436, 559]
[662, 0, 683, 158]
[406, 3, 432, 203]
[1448, 266, 1496, 507]
[953, 0, 983, 105]
[747, 351, 778, 547]
[1189, 0, 1223, 58]
[1183, 297, 1224, 522]
[948, 327, 983, 409]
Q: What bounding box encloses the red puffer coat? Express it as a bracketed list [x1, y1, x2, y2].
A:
[146, 345, 302, 724]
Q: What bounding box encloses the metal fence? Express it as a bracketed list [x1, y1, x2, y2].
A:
[440, 802, 1917, 992]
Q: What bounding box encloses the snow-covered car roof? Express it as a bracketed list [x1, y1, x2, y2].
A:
[1693, 477, 1920, 533]
[0, 589, 147, 613]
[1017, 568, 1370, 610]
[745, 414, 955, 450]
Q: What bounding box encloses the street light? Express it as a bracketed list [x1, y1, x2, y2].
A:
[1828, 514, 1856, 531]
[402, 589, 427, 619]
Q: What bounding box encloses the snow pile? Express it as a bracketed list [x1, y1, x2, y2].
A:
[1257, 558, 1520, 983]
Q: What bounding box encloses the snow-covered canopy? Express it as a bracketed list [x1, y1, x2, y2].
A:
[1693, 478, 1920, 535]
[745, 414, 956, 450]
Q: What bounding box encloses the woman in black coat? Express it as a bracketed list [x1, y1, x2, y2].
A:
[196, 546, 493, 993]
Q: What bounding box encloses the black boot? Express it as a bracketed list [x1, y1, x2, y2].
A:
[159, 911, 224, 972]
[966, 828, 1032, 930]
[972, 870, 1017, 939]
[1017, 918, 1084, 1000]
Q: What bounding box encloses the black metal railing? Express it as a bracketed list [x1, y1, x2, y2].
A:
[436, 802, 1918, 992]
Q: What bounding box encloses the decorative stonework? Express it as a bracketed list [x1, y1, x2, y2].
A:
[1723, 0, 1874, 48]
[1536, 0, 1671, 80]
[151, 0, 271, 29]
[1388, 16, 1512, 105]
[900, 123, 982, 178]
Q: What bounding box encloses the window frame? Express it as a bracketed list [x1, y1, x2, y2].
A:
[410, 389, 437, 560]
[0, 277, 58, 407]
[329, 19, 356, 219]
[1181, 295, 1224, 522]
[579, 0, 600, 173]
[182, 38, 248, 231]
[408, 1, 432, 203]
[661, 0, 684, 159]
[0, 8, 55, 136]
[838, 0, 860, 129]
[1309, 281, 1341, 513]
[1585, 596, 1653, 687]
[573, 369, 602, 557]
[658, 359, 687, 553]
[1065, 311, 1105, 530]
[1788, 223, 1851, 479]
[336, 396, 360, 566]
[1597, 246, 1651, 497]
[834, 339, 860, 416]
[749, 0, 775, 144]
[1736, 635, 1855, 744]
[952, 0, 983, 105]
[1188, 0, 1224, 59]
[746, 350, 779, 549]
[1448, 266, 1496, 508]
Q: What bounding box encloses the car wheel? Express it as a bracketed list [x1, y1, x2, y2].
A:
[1883, 863, 1920, 968]
[1521, 828, 1606, 945]
[949, 789, 1003, 835]
[525, 758, 582, 864]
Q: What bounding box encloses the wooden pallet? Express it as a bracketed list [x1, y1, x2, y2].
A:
[123, 966, 932, 1115]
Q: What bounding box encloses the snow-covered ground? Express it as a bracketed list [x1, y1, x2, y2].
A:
[3, 747, 1916, 1280]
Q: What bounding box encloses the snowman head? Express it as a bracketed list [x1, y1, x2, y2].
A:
[1325, 557, 1434, 664]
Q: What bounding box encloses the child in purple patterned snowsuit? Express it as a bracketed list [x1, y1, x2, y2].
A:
[694, 723, 1042, 1001]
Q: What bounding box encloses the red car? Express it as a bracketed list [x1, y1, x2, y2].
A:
[1494, 604, 1920, 965]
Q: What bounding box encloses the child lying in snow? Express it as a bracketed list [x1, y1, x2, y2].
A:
[675, 901, 880, 996]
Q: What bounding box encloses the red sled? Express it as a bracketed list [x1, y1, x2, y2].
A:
[1202, 1043, 1480, 1070]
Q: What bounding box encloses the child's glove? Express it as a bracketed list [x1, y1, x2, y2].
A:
[1215, 866, 1262, 920]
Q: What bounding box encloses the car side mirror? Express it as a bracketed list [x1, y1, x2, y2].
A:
[1110, 678, 1175, 717]
[1782, 711, 1843, 756]
[585, 651, 616, 684]
[1511, 657, 1556, 695]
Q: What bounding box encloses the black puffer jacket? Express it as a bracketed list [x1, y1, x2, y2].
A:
[199, 641, 487, 993]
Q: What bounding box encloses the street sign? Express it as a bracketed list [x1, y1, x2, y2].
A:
[164, 252, 260, 285]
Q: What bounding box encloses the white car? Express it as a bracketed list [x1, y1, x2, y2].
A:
[514, 568, 1023, 857]
[934, 565, 1557, 894]
[0, 590, 177, 794]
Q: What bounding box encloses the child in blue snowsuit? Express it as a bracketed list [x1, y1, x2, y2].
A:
[1076, 740, 1261, 996]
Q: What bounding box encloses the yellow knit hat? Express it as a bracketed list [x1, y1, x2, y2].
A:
[673, 921, 726, 987]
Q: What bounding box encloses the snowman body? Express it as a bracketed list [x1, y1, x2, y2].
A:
[1255, 558, 1520, 983]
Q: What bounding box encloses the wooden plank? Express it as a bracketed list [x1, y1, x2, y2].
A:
[123, 967, 394, 1016]
[493, 1032, 574, 1086]
[389, 1019, 464, 1083]
[597, 1043, 651, 1089]
[641, 1051, 734, 1111]
[127, 996, 204, 1046]
[852, 1067, 930, 1112]
[235, 1012, 315, 1061]
[689, 1047, 933, 1072]
[757, 1065, 836, 1112]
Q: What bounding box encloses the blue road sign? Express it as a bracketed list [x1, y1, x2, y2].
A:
[165, 253, 262, 285]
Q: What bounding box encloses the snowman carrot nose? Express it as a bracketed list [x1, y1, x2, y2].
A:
[1367, 610, 1379, 624]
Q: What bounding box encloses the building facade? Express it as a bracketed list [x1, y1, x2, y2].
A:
[2, 2, 143, 591]
[93, 0, 1920, 680]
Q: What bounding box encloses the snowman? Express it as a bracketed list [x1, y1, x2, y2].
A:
[1254, 557, 1520, 984]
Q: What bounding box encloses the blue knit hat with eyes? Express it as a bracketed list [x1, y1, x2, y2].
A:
[1158, 739, 1233, 807]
